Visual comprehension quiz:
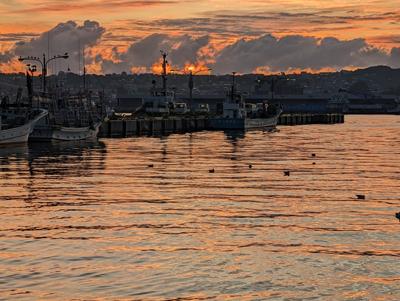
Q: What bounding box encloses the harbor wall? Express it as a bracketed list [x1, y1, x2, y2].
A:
[99, 113, 344, 138]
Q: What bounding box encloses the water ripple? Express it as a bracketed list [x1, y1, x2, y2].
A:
[1, 116, 400, 300]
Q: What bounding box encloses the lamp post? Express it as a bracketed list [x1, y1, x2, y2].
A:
[170, 66, 212, 110]
[18, 52, 69, 93]
[268, 72, 286, 101]
[188, 68, 212, 106]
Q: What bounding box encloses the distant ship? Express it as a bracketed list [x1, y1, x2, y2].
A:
[208, 73, 282, 130]
[0, 90, 47, 145]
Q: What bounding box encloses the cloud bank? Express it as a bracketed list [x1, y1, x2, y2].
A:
[2, 20, 105, 74]
[214, 34, 400, 74]
[1, 20, 400, 75]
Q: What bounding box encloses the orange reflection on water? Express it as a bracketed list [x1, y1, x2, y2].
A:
[0, 116, 400, 299]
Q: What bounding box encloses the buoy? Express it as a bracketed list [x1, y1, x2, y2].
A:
[284, 171, 290, 176]
[249, 164, 253, 169]
[356, 194, 365, 200]
[395, 212, 400, 221]
[209, 168, 215, 173]
[148, 164, 154, 168]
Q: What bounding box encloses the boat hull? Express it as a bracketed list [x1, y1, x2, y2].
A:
[30, 122, 101, 141]
[0, 109, 48, 145]
[208, 113, 281, 130]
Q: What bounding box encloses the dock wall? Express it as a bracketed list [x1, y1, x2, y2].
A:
[99, 113, 344, 138]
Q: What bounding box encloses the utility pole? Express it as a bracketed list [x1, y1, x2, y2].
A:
[188, 68, 212, 109]
[188, 71, 194, 106]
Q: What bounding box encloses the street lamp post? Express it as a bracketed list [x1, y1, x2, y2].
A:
[18, 52, 69, 93]
[187, 68, 212, 109]
[170, 66, 212, 109]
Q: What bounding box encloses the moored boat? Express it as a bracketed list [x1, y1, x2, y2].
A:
[0, 97, 47, 145]
[208, 73, 282, 130]
[29, 91, 106, 141]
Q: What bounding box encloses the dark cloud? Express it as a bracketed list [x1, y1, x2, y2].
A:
[0, 51, 14, 63]
[101, 34, 210, 73]
[118, 9, 400, 42]
[169, 35, 210, 66]
[2, 18, 400, 75]
[14, 20, 105, 74]
[389, 48, 400, 68]
[213, 34, 397, 74]
[125, 17, 271, 38]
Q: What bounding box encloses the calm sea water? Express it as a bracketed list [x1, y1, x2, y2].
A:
[0, 115, 400, 300]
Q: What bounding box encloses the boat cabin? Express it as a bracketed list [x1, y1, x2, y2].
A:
[173, 103, 188, 114]
[141, 88, 175, 115]
[194, 103, 210, 114]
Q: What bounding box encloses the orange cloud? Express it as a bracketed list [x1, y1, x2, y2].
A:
[10, 0, 179, 14]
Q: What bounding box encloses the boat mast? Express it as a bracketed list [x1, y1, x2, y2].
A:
[231, 72, 236, 102]
[83, 44, 86, 91]
[161, 51, 168, 96]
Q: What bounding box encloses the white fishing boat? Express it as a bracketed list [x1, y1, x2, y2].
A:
[18, 49, 107, 142]
[31, 122, 102, 141]
[208, 73, 282, 130]
[136, 52, 176, 116]
[29, 93, 106, 141]
[0, 103, 47, 145]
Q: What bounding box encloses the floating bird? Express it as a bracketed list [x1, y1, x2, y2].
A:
[249, 164, 253, 169]
[284, 171, 290, 176]
[312, 153, 316, 157]
[356, 194, 365, 200]
[312, 162, 316, 165]
[209, 168, 215, 173]
[148, 164, 154, 168]
[395, 212, 400, 221]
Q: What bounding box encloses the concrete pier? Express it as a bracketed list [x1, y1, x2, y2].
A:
[99, 113, 344, 138]
[277, 113, 344, 126]
[125, 120, 137, 137]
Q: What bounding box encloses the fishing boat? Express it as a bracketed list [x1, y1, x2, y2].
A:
[0, 94, 47, 145]
[135, 51, 176, 116]
[18, 50, 107, 142]
[208, 73, 282, 130]
[29, 92, 105, 141]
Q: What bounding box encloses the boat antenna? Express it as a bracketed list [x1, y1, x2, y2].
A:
[83, 44, 86, 91]
[271, 76, 275, 101]
[78, 37, 81, 90]
[231, 72, 236, 102]
[48, 31, 51, 88]
[160, 50, 168, 96]
[47, 31, 50, 73]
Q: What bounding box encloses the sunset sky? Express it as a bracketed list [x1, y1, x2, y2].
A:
[1, 0, 400, 74]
